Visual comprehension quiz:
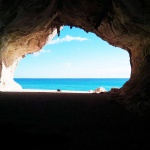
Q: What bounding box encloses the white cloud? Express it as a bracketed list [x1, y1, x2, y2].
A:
[47, 35, 88, 44]
[33, 49, 51, 57]
[62, 62, 72, 68]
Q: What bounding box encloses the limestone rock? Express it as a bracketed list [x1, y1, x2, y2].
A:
[94, 87, 106, 93]
[0, 58, 22, 91]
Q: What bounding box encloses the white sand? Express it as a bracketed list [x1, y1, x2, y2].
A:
[0, 89, 93, 93]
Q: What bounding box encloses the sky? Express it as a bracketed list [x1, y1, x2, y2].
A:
[14, 26, 131, 78]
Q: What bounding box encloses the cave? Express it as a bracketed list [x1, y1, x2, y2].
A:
[0, 0, 150, 149]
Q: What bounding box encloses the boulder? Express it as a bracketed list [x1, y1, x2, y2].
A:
[94, 87, 106, 93]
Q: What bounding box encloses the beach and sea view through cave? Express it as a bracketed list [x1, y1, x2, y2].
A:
[14, 26, 131, 92]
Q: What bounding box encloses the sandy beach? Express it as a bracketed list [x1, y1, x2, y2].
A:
[0, 91, 150, 149]
[1, 89, 91, 93]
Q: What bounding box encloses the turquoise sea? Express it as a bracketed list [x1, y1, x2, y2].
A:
[14, 78, 129, 92]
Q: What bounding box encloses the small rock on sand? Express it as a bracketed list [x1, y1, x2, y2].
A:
[94, 87, 106, 93]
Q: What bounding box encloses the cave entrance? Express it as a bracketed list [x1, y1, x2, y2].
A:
[14, 26, 131, 92]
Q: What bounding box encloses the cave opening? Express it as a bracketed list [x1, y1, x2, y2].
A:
[0, 0, 149, 118]
[13, 26, 131, 92]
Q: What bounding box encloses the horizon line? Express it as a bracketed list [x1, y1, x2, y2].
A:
[14, 77, 129, 79]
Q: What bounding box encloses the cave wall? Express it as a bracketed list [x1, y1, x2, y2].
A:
[0, 0, 150, 112]
[0, 0, 59, 90]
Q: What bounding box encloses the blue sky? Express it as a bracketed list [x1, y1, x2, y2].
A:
[14, 26, 131, 78]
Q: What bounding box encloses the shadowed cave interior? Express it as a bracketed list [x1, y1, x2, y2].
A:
[0, 0, 150, 149]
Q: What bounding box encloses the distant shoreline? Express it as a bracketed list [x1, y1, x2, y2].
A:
[0, 89, 91, 93]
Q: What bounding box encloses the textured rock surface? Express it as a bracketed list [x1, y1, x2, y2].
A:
[0, 57, 22, 90]
[0, 0, 150, 113]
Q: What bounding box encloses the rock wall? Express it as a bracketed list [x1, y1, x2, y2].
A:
[0, 0, 150, 113]
[0, 0, 59, 90]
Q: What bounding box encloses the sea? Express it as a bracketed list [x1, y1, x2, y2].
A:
[14, 78, 129, 92]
